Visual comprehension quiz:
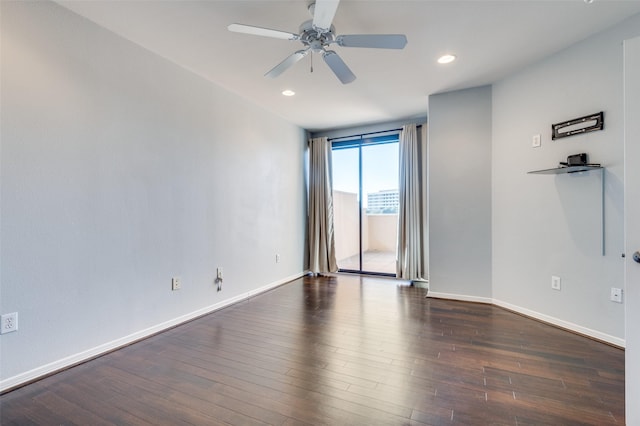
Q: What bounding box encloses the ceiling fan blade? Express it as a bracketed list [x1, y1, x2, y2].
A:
[312, 0, 340, 33]
[322, 50, 356, 84]
[265, 49, 310, 78]
[336, 34, 408, 49]
[228, 23, 299, 41]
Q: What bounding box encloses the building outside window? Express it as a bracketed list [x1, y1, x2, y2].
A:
[366, 189, 399, 214]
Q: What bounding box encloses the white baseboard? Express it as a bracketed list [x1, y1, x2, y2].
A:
[493, 299, 625, 348]
[427, 291, 493, 304]
[0, 271, 306, 393]
[427, 291, 625, 348]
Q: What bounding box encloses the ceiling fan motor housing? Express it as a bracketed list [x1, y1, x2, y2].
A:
[299, 20, 335, 52]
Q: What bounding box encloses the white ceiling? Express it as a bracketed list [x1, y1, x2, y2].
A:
[56, 0, 640, 132]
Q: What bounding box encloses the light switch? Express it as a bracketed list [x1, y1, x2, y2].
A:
[532, 134, 541, 148]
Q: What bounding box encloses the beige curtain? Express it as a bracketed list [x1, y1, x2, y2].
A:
[308, 137, 338, 273]
[396, 124, 426, 282]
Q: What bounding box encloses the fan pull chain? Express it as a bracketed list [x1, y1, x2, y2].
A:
[310, 51, 314, 73]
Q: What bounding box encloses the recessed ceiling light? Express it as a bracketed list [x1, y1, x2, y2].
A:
[437, 54, 456, 64]
[282, 89, 296, 96]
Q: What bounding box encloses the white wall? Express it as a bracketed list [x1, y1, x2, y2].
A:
[623, 34, 640, 426]
[428, 86, 493, 300]
[0, 1, 307, 389]
[491, 13, 640, 344]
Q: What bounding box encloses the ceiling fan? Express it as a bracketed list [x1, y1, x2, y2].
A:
[228, 0, 407, 84]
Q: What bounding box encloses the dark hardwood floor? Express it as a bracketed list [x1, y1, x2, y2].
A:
[1, 274, 625, 425]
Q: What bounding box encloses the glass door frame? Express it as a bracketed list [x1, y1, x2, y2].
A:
[331, 131, 400, 276]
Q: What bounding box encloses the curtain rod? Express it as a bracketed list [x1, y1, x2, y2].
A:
[327, 124, 422, 142]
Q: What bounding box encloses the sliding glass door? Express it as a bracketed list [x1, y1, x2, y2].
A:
[331, 133, 399, 275]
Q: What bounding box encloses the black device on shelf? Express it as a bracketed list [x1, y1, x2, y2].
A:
[558, 153, 600, 168]
[559, 153, 588, 167]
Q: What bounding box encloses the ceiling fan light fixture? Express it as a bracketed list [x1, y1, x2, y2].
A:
[437, 54, 457, 64]
[282, 89, 296, 96]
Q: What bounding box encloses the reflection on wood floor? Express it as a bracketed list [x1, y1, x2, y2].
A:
[1, 274, 625, 425]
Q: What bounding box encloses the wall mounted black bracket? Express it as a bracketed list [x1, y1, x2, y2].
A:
[551, 111, 604, 140]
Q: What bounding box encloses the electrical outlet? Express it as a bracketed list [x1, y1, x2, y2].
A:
[610, 287, 623, 303]
[215, 267, 223, 292]
[1, 312, 18, 334]
[276, 254, 280, 263]
[551, 276, 561, 291]
[171, 277, 181, 291]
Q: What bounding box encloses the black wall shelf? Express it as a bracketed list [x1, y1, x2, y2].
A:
[528, 165, 603, 175]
